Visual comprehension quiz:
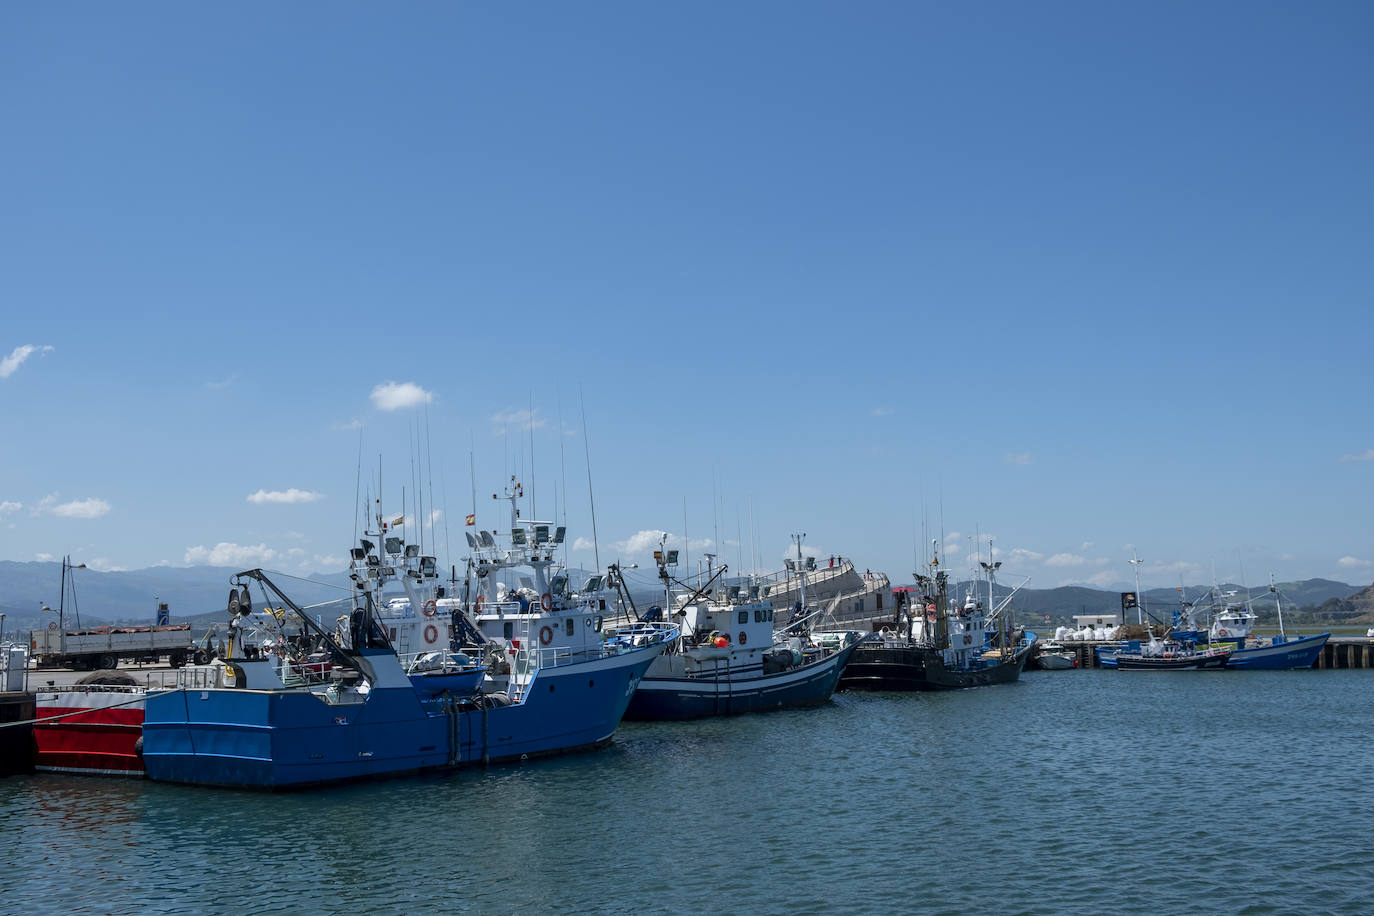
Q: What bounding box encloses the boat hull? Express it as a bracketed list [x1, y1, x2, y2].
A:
[838, 642, 1031, 691]
[1035, 652, 1076, 670]
[623, 641, 858, 720]
[142, 649, 661, 789]
[1225, 633, 1329, 670]
[1114, 652, 1231, 670]
[33, 688, 148, 777]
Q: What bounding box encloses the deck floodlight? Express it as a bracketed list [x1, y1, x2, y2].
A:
[666, 550, 679, 565]
[385, 537, 404, 556]
[535, 525, 549, 544]
[554, 526, 566, 544]
[511, 528, 527, 546]
[465, 531, 477, 548]
[479, 531, 496, 548]
[784, 559, 795, 571]
[404, 544, 420, 558]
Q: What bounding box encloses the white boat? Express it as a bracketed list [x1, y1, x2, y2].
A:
[1034, 642, 1077, 669]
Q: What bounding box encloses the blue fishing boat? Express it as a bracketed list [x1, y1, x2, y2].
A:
[141, 507, 674, 789]
[1206, 576, 1328, 670]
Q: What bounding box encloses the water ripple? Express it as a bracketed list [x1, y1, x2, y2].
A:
[3, 670, 1373, 913]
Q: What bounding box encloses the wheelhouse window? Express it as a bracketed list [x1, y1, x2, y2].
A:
[738, 611, 748, 625]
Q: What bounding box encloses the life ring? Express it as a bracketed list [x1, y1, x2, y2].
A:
[422, 599, 437, 617]
[424, 624, 439, 643]
[539, 625, 553, 646]
[540, 592, 552, 612]
[474, 594, 485, 612]
[48, 621, 57, 630]
[739, 631, 748, 646]
[1217, 628, 1229, 638]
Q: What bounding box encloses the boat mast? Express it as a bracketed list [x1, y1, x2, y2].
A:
[1270, 573, 1287, 642]
[1129, 549, 1146, 626]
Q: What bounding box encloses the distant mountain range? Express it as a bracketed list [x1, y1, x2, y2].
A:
[0, 560, 1366, 636]
[929, 577, 1365, 622]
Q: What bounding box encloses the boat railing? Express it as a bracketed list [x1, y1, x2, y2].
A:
[34, 681, 145, 695]
[279, 659, 336, 687]
[162, 665, 228, 690]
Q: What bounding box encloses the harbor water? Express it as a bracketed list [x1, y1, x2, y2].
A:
[3, 670, 1372, 914]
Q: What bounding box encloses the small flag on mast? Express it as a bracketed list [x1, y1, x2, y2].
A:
[465, 514, 476, 526]
[393, 515, 405, 527]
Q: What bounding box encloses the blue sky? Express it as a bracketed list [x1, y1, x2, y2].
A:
[3, 2, 1372, 590]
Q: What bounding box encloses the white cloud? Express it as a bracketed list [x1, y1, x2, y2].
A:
[87, 558, 126, 572]
[313, 554, 345, 569]
[610, 529, 714, 557]
[247, 488, 324, 505]
[0, 501, 20, 515]
[184, 542, 278, 567]
[0, 344, 54, 379]
[1004, 451, 1032, 465]
[617, 529, 669, 554]
[1046, 553, 1087, 567]
[33, 495, 112, 519]
[1007, 548, 1043, 562]
[427, 509, 442, 527]
[35, 552, 55, 562]
[370, 381, 433, 411]
[571, 537, 595, 551]
[204, 375, 236, 390]
[334, 418, 364, 431]
[1083, 570, 1117, 587]
[942, 542, 963, 556]
[286, 548, 306, 558]
[1081, 541, 1095, 551]
[1338, 556, 1372, 569]
[490, 408, 547, 432]
[870, 407, 893, 417]
[1340, 450, 1374, 463]
[1094, 558, 1111, 567]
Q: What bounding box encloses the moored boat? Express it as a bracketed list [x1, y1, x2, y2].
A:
[615, 535, 860, 720]
[838, 544, 1032, 692]
[140, 502, 675, 789]
[1033, 642, 1078, 670]
[1101, 637, 1232, 670]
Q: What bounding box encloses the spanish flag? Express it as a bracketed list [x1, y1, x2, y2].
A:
[465, 513, 476, 526]
[392, 515, 405, 527]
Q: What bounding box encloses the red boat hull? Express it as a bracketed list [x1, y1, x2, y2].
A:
[33, 689, 147, 776]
